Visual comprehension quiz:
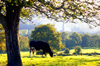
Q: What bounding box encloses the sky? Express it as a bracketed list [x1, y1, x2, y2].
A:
[26, 17, 100, 34]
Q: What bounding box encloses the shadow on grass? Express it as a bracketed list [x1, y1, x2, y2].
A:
[22, 56, 46, 58]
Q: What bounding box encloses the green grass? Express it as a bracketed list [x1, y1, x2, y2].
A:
[22, 56, 99, 66]
[0, 54, 7, 66]
[1, 49, 100, 66]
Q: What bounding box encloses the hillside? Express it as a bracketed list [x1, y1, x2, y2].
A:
[19, 22, 35, 31]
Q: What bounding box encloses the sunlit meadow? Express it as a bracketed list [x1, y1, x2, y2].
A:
[1, 49, 100, 66]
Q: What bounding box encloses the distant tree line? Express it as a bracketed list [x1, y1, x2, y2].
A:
[19, 29, 29, 36]
[61, 31, 100, 49]
[1, 23, 100, 53]
[17, 31, 100, 51]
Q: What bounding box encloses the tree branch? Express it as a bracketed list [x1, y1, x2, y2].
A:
[38, 0, 65, 10]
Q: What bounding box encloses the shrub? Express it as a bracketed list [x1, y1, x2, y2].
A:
[80, 53, 83, 55]
[57, 52, 66, 56]
[57, 52, 71, 56]
[93, 51, 98, 55]
[88, 53, 92, 56]
[64, 48, 70, 54]
[73, 52, 77, 55]
[74, 46, 82, 54]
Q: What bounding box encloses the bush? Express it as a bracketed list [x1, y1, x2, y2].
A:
[93, 51, 98, 55]
[57, 52, 66, 56]
[73, 52, 77, 55]
[74, 46, 82, 54]
[64, 48, 70, 54]
[57, 52, 71, 56]
[88, 53, 92, 56]
[80, 53, 83, 55]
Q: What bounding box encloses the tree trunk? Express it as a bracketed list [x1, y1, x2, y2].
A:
[3, 3, 22, 66]
[5, 23, 22, 66]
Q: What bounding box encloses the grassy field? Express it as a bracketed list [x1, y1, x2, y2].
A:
[1, 49, 100, 66]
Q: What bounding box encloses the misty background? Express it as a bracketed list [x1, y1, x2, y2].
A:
[19, 17, 100, 34]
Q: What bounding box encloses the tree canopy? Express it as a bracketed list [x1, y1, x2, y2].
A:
[30, 24, 64, 50]
[19, 29, 28, 36]
[62, 32, 100, 49]
[1, 0, 100, 24]
[70, 32, 82, 45]
[82, 33, 91, 47]
[61, 31, 69, 45]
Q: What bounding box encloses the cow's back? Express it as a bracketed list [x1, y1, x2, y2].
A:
[29, 41, 51, 51]
[34, 41, 50, 50]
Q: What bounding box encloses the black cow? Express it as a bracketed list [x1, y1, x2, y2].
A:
[29, 41, 53, 57]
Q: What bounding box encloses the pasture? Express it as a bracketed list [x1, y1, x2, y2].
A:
[1, 49, 100, 66]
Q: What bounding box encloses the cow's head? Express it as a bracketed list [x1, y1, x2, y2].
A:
[49, 51, 53, 57]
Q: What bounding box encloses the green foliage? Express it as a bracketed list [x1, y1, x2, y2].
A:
[88, 35, 100, 47]
[1, 0, 98, 22]
[30, 23, 64, 51]
[81, 34, 100, 48]
[61, 32, 69, 45]
[19, 36, 29, 51]
[64, 48, 70, 54]
[0, 43, 6, 52]
[57, 52, 71, 56]
[64, 32, 100, 49]
[70, 32, 82, 45]
[19, 29, 28, 36]
[81, 33, 91, 47]
[0, 24, 6, 52]
[74, 46, 82, 54]
[65, 32, 82, 49]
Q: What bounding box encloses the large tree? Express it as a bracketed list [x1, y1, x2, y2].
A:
[88, 34, 100, 47]
[61, 31, 69, 45]
[0, 0, 100, 66]
[81, 33, 91, 47]
[30, 24, 63, 50]
[70, 32, 82, 46]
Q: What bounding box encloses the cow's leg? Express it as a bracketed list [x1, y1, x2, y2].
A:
[32, 50, 35, 56]
[42, 51, 45, 57]
[45, 53, 47, 57]
[43, 51, 47, 57]
[29, 48, 31, 56]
